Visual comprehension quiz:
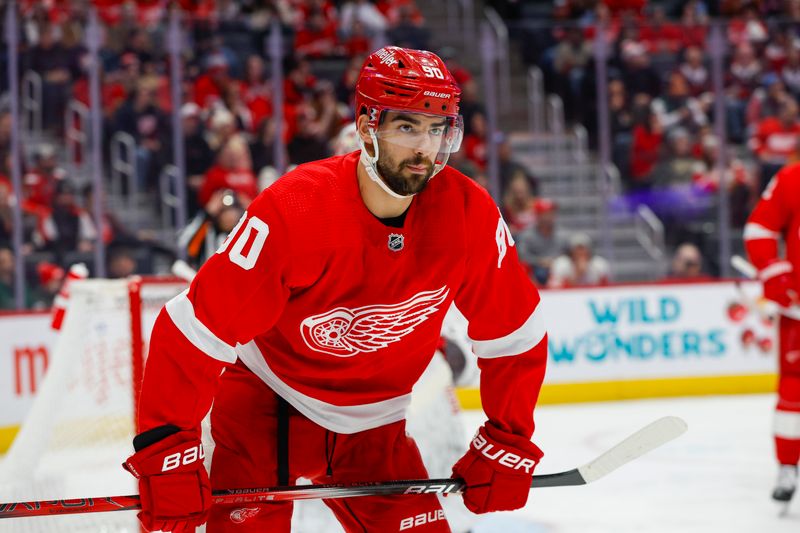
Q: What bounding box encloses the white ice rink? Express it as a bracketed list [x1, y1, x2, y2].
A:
[464, 393, 799, 533]
[2, 393, 798, 532]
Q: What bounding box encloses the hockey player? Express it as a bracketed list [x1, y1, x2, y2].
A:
[123, 46, 548, 532]
[744, 163, 800, 505]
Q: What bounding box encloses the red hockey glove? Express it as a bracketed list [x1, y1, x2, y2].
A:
[123, 426, 211, 532]
[451, 423, 543, 514]
[759, 260, 800, 308]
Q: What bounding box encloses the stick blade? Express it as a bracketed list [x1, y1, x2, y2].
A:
[578, 416, 687, 484]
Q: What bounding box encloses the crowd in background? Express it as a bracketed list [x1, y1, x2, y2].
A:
[0, 0, 796, 308]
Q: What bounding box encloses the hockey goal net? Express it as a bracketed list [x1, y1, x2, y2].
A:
[0, 277, 186, 532]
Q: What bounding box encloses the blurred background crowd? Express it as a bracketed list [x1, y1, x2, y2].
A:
[0, 0, 796, 309]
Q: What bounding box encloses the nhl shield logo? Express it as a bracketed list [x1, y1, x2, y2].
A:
[388, 233, 404, 252]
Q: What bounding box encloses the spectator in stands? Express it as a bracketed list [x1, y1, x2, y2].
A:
[242, 55, 273, 130]
[295, 8, 341, 58]
[250, 116, 286, 185]
[651, 127, 700, 187]
[340, 0, 389, 39]
[286, 100, 336, 165]
[548, 232, 611, 288]
[107, 245, 139, 279]
[746, 73, 789, 127]
[336, 54, 364, 107]
[342, 20, 372, 58]
[0, 244, 21, 309]
[680, 0, 709, 47]
[727, 42, 763, 142]
[618, 38, 661, 101]
[457, 78, 485, 137]
[667, 243, 706, 279]
[781, 47, 800, 100]
[284, 56, 318, 105]
[727, 3, 769, 47]
[23, 144, 65, 210]
[610, 79, 637, 179]
[679, 46, 710, 97]
[33, 180, 97, 261]
[763, 29, 790, 73]
[499, 137, 538, 195]
[463, 111, 488, 171]
[0, 112, 10, 162]
[502, 173, 537, 236]
[198, 137, 258, 208]
[749, 97, 800, 189]
[692, 133, 756, 226]
[517, 199, 566, 286]
[551, 27, 592, 121]
[182, 103, 214, 216]
[629, 109, 664, 189]
[193, 54, 235, 111]
[112, 76, 169, 191]
[28, 22, 81, 131]
[387, 4, 430, 50]
[34, 261, 65, 307]
[206, 108, 239, 152]
[0, 177, 12, 245]
[179, 188, 246, 269]
[651, 71, 710, 136]
[639, 5, 683, 55]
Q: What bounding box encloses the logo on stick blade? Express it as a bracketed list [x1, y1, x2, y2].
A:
[300, 286, 450, 357]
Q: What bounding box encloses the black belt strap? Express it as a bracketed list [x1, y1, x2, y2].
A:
[276, 396, 290, 485]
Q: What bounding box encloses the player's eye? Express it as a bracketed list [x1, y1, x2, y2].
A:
[429, 127, 445, 136]
[398, 124, 415, 133]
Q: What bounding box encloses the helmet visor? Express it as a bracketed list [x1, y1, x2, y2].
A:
[371, 111, 464, 163]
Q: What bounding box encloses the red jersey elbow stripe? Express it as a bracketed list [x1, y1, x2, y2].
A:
[469, 306, 547, 359]
[165, 290, 238, 364]
[743, 222, 780, 241]
[774, 411, 800, 439]
[237, 341, 411, 434]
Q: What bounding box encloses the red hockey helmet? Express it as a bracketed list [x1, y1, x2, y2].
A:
[355, 47, 464, 198]
[355, 46, 461, 126]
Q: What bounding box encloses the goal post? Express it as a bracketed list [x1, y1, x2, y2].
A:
[0, 276, 186, 532]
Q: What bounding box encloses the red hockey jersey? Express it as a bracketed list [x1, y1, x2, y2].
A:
[139, 152, 547, 440]
[744, 163, 800, 284]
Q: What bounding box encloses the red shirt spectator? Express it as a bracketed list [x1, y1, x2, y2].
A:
[295, 13, 340, 58]
[630, 114, 664, 183]
[198, 137, 258, 207]
[749, 102, 800, 164]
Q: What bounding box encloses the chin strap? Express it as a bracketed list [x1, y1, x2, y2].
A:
[358, 130, 413, 200]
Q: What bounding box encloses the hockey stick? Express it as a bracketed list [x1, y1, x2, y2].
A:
[0, 416, 687, 519]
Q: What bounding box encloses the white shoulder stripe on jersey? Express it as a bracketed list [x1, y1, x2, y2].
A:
[469, 304, 547, 359]
[165, 289, 238, 364]
[743, 222, 780, 241]
[237, 341, 410, 434]
[774, 410, 800, 439]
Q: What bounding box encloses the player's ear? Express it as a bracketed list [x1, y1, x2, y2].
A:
[356, 114, 375, 156]
[356, 115, 371, 142]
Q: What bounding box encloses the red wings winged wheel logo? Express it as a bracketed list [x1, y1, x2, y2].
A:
[300, 286, 450, 357]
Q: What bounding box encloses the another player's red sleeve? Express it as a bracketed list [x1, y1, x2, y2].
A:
[454, 185, 547, 440]
[744, 165, 797, 269]
[138, 192, 293, 433]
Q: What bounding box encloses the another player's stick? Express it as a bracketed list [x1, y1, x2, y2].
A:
[730, 255, 800, 320]
[0, 416, 686, 519]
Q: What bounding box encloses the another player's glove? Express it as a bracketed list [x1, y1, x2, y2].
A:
[759, 260, 800, 308]
[451, 423, 543, 514]
[122, 426, 211, 532]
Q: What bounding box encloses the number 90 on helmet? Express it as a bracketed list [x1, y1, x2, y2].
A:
[355, 47, 464, 192]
